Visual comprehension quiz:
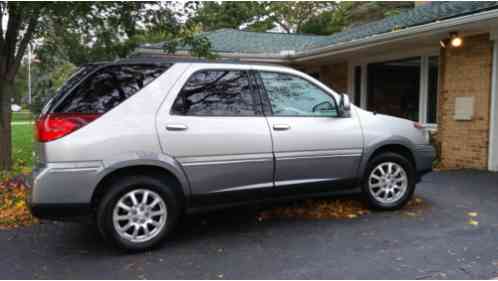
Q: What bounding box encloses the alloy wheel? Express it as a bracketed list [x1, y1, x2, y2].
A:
[368, 162, 408, 204]
[112, 189, 167, 243]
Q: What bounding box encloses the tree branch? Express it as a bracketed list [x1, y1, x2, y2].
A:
[272, 16, 290, 33]
[2, 3, 21, 75]
[8, 9, 39, 79]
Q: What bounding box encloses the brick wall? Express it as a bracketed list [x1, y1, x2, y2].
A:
[319, 63, 349, 93]
[297, 62, 349, 93]
[438, 33, 493, 169]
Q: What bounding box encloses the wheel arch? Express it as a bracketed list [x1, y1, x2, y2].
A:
[369, 144, 416, 168]
[91, 159, 191, 209]
[359, 141, 417, 178]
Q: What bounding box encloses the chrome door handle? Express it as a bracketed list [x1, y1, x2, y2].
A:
[273, 124, 290, 131]
[166, 124, 188, 131]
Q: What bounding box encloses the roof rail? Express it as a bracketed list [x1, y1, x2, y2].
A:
[122, 53, 242, 64]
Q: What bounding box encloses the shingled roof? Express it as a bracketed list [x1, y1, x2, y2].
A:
[139, 1, 498, 55]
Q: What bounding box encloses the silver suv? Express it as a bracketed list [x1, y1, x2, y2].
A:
[29, 59, 435, 251]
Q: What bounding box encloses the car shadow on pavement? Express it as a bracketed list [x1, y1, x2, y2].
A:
[39, 191, 433, 257]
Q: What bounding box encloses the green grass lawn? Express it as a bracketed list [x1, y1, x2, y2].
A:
[11, 111, 33, 122]
[11, 123, 34, 173]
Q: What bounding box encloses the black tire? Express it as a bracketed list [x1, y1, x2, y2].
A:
[96, 175, 182, 251]
[362, 152, 416, 210]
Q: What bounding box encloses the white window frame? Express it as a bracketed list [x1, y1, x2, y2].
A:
[489, 33, 498, 171]
[348, 49, 440, 127]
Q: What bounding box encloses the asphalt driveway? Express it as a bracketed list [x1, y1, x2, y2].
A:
[1, 170, 498, 279]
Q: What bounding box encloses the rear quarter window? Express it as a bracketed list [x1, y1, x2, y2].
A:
[52, 64, 170, 114]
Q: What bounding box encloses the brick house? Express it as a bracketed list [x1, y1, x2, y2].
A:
[136, 2, 498, 172]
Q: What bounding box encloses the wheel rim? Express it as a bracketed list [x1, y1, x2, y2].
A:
[112, 189, 167, 243]
[368, 162, 408, 204]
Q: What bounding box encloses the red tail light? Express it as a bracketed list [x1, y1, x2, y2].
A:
[35, 113, 101, 142]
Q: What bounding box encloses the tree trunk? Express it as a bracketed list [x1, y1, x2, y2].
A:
[0, 77, 14, 171]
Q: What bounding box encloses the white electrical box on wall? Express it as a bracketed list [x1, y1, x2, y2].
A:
[454, 97, 475, 121]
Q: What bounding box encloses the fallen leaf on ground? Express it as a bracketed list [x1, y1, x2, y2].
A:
[258, 198, 370, 220]
[467, 212, 478, 217]
[468, 219, 479, 226]
[404, 211, 418, 217]
[0, 176, 38, 229]
[257, 196, 426, 221]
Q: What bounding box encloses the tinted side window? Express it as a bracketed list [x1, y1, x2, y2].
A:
[259, 72, 338, 117]
[53, 64, 169, 114]
[171, 70, 258, 116]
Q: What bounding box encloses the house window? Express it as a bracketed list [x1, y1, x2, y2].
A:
[354, 66, 362, 106]
[426, 56, 439, 124]
[352, 55, 439, 125]
[367, 58, 421, 121]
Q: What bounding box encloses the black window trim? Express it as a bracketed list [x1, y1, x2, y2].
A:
[254, 70, 340, 118]
[169, 68, 265, 117]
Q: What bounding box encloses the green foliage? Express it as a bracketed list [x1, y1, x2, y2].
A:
[189, 2, 264, 31]
[189, 2, 336, 34]
[346, 2, 413, 28]
[299, 3, 353, 35]
[244, 20, 276, 33]
[299, 2, 413, 35]
[188, 1, 412, 36]
[35, 2, 184, 66]
[260, 2, 336, 33]
[162, 22, 216, 59]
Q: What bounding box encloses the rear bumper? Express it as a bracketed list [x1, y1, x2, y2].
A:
[28, 161, 102, 221]
[414, 144, 436, 181]
[29, 203, 92, 221]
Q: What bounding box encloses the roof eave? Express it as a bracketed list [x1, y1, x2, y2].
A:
[291, 8, 498, 62]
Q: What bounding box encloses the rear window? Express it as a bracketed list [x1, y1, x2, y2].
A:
[51, 64, 170, 114]
[40, 64, 101, 115]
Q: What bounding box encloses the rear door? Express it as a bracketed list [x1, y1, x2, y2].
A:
[255, 70, 363, 193]
[156, 67, 274, 205]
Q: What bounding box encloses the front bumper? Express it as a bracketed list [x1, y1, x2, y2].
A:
[27, 161, 103, 221]
[414, 144, 436, 180]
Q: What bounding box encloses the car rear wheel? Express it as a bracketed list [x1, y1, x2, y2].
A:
[97, 175, 181, 251]
[362, 152, 416, 210]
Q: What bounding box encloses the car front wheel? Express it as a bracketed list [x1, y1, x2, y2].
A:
[362, 152, 416, 210]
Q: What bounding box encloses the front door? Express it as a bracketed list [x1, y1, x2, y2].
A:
[157, 69, 274, 205]
[256, 71, 363, 192]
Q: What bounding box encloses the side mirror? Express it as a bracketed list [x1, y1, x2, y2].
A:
[339, 93, 351, 117]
